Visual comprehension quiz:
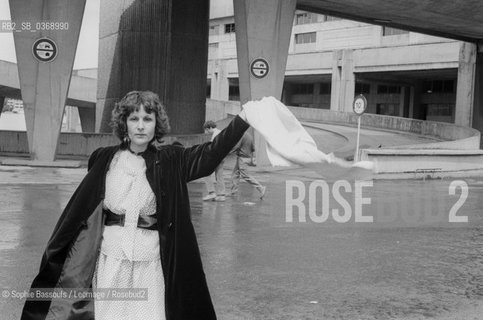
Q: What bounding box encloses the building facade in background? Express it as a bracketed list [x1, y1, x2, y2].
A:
[207, 2, 461, 124]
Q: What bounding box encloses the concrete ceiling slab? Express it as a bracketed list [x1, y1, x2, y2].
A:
[297, 0, 483, 43]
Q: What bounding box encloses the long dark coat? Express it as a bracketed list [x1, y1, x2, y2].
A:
[21, 116, 249, 320]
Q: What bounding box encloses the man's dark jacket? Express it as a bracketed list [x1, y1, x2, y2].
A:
[21, 116, 249, 320]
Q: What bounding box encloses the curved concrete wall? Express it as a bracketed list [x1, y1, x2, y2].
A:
[205, 100, 481, 149]
[287, 106, 481, 150]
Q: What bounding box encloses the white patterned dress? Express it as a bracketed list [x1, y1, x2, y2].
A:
[92, 150, 166, 320]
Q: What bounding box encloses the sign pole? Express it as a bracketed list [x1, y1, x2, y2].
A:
[355, 115, 361, 162]
[352, 94, 367, 163]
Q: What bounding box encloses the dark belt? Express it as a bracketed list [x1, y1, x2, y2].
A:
[103, 209, 158, 231]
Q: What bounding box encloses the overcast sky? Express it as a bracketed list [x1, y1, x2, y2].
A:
[0, 0, 100, 69]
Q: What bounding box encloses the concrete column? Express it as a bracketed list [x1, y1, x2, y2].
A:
[210, 60, 229, 101]
[408, 86, 415, 118]
[234, 0, 296, 165]
[330, 50, 342, 111]
[234, 0, 296, 104]
[455, 42, 477, 127]
[330, 49, 355, 112]
[10, 0, 86, 162]
[0, 96, 5, 114]
[97, 0, 210, 135]
[472, 50, 483, 136]
[341, 50, 356, 113]
[78, 107, 96, 133]
[401, 86, 410, 118]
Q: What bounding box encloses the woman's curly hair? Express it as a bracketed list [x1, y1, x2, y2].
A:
[111, 91, 171, 145]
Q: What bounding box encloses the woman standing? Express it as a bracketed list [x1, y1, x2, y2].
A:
[21, 91, 250, 320]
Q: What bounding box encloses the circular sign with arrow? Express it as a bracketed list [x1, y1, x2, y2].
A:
[250, 58, 269, 79]
[32, 38, 57, 62]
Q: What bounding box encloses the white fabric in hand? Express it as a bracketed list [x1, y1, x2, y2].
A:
[242, 96, 374, 180]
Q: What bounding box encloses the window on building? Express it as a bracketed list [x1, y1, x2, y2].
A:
[376, 103, 399, 116]
[422, 81, 432, 93]
[208, 43, 218, 57]
[319, 82, 331, 94]
[228, 78, 239, 101]
[433, 80, 443, 92]
[443, 80, 455, 92]
[295, 32, 317, 44]
[295, 12, 318, 25]
[383, 26, 409, 36]
[209, 25, 220, 36]
[355, 82, 370, 94]
[426, 103, 453, 116]
[377, 85, 401, 94]
[224, 23, 235, 34]
[324, 15, 342, 22]
[422, 79, 454, 93]
[293, 83, 314, 95]
[228, 86, 239, 100]
[4, 98, 23, 112]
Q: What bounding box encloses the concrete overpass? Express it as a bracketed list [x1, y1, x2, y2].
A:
[296, 0, 483, 43]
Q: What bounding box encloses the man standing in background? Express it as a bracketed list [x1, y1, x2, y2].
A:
[230, 130, 266, 199]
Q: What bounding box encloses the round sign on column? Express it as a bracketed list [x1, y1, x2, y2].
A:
[32, 38, 57, 62]
[353, 94, 367, 115]
[250, 58, 269, 79]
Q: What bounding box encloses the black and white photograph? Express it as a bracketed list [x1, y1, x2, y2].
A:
[0, 0, 482, 319]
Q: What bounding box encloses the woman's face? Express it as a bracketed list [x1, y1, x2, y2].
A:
[126, 104, 156, 152]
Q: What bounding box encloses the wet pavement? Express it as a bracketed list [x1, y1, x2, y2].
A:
[1, 162, 483, 319]
[193, 172, 483, 320]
